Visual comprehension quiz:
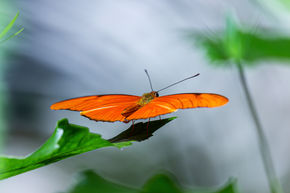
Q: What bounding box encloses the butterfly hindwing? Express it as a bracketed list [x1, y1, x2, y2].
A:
[80, 103, 138, 122]
[51, 93, 228, 122]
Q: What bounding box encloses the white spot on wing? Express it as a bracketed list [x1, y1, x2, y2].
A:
[80, 105, 117, 114]
[156, 104, 175, 111]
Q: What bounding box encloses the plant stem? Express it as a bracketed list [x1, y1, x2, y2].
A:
[236, 61, 283, 193]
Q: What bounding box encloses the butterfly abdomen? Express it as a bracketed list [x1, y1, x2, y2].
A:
[121, 104, 142, 118]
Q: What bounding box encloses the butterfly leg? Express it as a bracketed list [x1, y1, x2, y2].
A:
[131, 120, 135, 133]
[159, 115, 161, 120]
[146, 118, 151, 136]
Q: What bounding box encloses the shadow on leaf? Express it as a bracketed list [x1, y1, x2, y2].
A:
[108, 117, 177, 143]
[0, 119, 131, 180]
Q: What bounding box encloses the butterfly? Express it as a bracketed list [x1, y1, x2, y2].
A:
[50, 71, 228, 123]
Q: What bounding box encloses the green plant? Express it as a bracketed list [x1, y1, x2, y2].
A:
[190, 16, 288, 193]
[0, 12, 24, 44]
[64, 170, 239, 193]
[0, 117, 175, 180]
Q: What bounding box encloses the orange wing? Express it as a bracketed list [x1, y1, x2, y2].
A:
[51, 95, 141, 122]
[126, 93, 228, 120]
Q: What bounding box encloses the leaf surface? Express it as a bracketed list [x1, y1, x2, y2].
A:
[0, 117, 176, 180]
[0, 119, 131, 180]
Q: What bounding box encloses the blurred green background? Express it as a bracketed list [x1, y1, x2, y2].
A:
[1, 0, 290, 193]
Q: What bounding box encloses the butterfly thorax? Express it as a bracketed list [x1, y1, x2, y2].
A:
[121, 91, 158, 118]
[137, 91, 158, 106]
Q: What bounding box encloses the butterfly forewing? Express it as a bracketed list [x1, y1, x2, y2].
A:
[156, 93, 229, 109]
[50, 94, 141, 122]
[51, 93, 228, 122]
[51, 95, 141, 111]
[126, 93, 228, 120]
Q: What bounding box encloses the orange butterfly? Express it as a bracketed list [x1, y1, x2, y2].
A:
[51, 71, 228, 123]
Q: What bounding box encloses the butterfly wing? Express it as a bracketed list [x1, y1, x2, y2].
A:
[51, 95, 141, 122]
[126, 93, 228, 120]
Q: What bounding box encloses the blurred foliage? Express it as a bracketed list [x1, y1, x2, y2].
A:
[0, 117, 175, 180]
[66, 170, 138, 193]
[191, 15, 285, 193]
[0, 11, 23, 154]
[254, 0, 290, 20]
[0, 11, 24, 44]
[190, 16, 290, 65]
[279, 0, 290, 8]
[141, 174, 183, 193]
[65, 170, 239, 193]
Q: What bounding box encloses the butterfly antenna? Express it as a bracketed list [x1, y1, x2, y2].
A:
[157, 73, 200, 92]
[144, 69, 154, 91]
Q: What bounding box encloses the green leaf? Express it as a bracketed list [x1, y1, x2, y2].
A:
[143, 175, 239, 193]
[0, 119, 132, 180]
[141, 173, 183, 193]
[212, 178, 238, 193]
[67, 170, 138, 193]
[109, 117, 177, 143]
[190, 16, 290, 65]
[222, 17, 243, 63]
[0, 27, 24, 44]
[65, 170, 239, 193]
[0, 117, 176, 180]
[0, 11, 23, 43]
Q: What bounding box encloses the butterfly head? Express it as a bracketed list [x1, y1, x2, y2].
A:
[152, 91, 159, 97]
